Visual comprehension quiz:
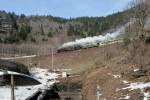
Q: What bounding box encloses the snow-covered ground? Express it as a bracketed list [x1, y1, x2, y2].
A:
[123, 82, 150, 100]
[0, 67, 59, 100]
[30, 67, 59, 86]
[119, 95, 130, 100]
[123, 82, 150, 90]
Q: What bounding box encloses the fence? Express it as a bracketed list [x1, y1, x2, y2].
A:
[0, 44, 57, 58]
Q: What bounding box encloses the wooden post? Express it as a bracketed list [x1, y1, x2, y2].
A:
[67, 80, 70, 92]
[51, 48, 54, 71]
[97, 85, 101, 100]
[11, 75, 15, 100]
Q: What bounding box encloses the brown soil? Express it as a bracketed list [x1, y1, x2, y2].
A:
[13, 42, 150, 100]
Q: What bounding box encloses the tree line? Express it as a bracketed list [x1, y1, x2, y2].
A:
[0, 9, 131, 44]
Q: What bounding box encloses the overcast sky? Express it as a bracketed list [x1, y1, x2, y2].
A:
[0, 0, 133, 18]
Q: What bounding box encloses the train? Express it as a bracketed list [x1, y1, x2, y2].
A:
[57, 39, 123, 53]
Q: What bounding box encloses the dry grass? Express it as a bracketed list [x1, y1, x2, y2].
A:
[12, 41, 150, 100]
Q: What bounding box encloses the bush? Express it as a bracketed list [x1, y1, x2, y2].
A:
[123, 36, 131, 46]
[19, 24, 31, 40]
[47, 31, 53, 37]
[123, 32, 137, 46]
[30, 36, 36, 43]
[3, 35, 20, 43]
[42, 38, 48, 41]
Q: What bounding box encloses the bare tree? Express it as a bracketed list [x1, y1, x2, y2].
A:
[131, 0, 149, 39]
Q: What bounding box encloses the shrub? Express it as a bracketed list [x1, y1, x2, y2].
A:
[30, 36, 36, 43]
[47, 31, 53, 37]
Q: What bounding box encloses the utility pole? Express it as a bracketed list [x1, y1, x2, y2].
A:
[51, 47, 56, 83]
[11, 75, 15, 100]
[97, 85, 101, 100]
[51, 48, 54, 71]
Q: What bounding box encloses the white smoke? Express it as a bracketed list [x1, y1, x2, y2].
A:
[60, 21, 134, 49]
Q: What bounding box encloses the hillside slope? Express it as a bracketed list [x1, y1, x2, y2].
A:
[0, 9, 131, 46]
[12, 40, 150, 100]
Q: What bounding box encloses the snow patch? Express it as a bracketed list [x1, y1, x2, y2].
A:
[119, 95, 130, 100]
[123, 82, 150, 100]
[123, 80, 129, 84]
[124, 95, 130, 99]
[122, 82, 150, 90]
[30, 67, 59, 85]
[116, 88, 121, 92]
[143, 92, 150, 100]
[134, 69, 139, 72]
[113, 75, 121, 78]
